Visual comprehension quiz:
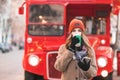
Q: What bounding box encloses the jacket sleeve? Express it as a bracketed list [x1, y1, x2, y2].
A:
[82, 48, 98, 79]
[54, 45, 74, 72]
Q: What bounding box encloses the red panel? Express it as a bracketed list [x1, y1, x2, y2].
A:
[112, 0, 120, 15]
[48, 53, 61, 79]
[117, 51, 120, 76]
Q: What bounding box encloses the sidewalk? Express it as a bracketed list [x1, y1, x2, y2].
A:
[113, 70, 120, 80]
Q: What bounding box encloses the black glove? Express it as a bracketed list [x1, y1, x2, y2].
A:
[77, 57, 91, 71]
[70, 36, 80, 50]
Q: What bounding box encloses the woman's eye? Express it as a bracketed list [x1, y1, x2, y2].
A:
[78, 30, 81, 32]
[72, 30, 76, 32]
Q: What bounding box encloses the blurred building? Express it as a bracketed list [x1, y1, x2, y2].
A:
[111, 0, 120, 49]
[110, 13, 117, 46]
[0, 0, 11, 43]
[0, 0, 25, 45]
[10, 0, 25, 45]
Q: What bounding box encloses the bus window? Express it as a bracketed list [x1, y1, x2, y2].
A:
[28, 24, 64, 36]
[91, 17, 106, 35]
[77, 16, 106, 35]
[29, 4, 64, 23]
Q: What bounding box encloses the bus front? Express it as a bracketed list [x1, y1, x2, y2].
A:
[23, 3, 65, 80]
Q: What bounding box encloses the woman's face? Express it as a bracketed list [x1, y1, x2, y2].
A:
[71, 28, 82, 37]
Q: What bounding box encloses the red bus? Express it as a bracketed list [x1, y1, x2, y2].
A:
[19, 0, 114, 80]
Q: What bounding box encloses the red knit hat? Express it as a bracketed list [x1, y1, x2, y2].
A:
[68, 19, 85, 33]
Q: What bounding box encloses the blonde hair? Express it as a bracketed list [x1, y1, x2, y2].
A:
[65, 32, 92, 57]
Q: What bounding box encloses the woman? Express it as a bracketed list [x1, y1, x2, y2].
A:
[54, 18, 98, 80]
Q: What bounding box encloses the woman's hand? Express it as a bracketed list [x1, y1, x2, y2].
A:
[70, 36, 80, 50]
[77, 57, 91, 71]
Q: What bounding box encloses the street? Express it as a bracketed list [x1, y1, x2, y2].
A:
[0, 49, 24, 80]
[0, 49, 120, 80]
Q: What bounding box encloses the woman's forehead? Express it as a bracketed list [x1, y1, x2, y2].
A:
[73, 28, 82, 30]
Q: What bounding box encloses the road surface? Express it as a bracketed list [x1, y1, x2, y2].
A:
[0, 49, 120, 80]
[0, 49, 24, 80]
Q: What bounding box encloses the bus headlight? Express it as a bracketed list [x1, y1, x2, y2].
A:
[101, 70, 108, 77]
[28, 55, 39, 66]
[101, 39, 106, 45]
[98, 57, 107, 68]
[27, 37, 32, 43]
